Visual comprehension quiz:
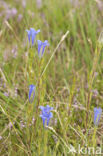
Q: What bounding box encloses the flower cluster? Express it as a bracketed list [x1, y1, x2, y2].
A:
[39, 105, 53, 126]
[26, 28, 40, 45]
[27, 28, 49, 104]
[26, 28, 49, 57]
[27, 28, 53, 126]
[37, 40, 49, 58]
[27, 28, 103, 128]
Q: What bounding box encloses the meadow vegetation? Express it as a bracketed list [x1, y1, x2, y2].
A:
[0, 0, 103, 155]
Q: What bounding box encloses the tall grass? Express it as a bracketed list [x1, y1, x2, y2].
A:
[0, 0, 103, 155]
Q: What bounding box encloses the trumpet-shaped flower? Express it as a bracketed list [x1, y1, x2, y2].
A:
[26, 28, 40, 45]
[37, 40, 49, 58]
[39, 105, 53, 126]
[94, 107, 102, 126]
[29, 85, 36, 103]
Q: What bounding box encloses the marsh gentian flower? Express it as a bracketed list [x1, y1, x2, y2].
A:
[39, 105, 53, 126]
[94, 107, 102, 126]
[29, 85, 36, 103]
[37, 40, 49, 58]
[26, 28, 40, 45]
[30, 28, 40, 45]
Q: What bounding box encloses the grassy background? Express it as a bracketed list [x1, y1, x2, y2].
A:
[0, 0, 103, 155]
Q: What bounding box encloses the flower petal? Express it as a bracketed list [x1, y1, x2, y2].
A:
[94, 107, 102, 126]
[39, 106, 44, 111]
[30, 28, 36, 45]
[29, 85, 36, 103]
[49, 112, 53, 118]
[36, 29, 40, 34]
[30, 28, 40, 45]
[37, 40, 42, 56]
[41, 40, 49, 56]
[47, 118, 50, 126]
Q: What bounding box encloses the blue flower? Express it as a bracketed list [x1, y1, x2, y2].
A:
[29, 85, 36, 103]
[94, 107, 102, 126]
[37, 40, 49, 58]
[26, 28, 40, 45]
[39, 105, 53, 126]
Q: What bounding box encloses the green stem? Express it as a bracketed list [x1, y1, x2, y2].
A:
[86, 44, 102, 128]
